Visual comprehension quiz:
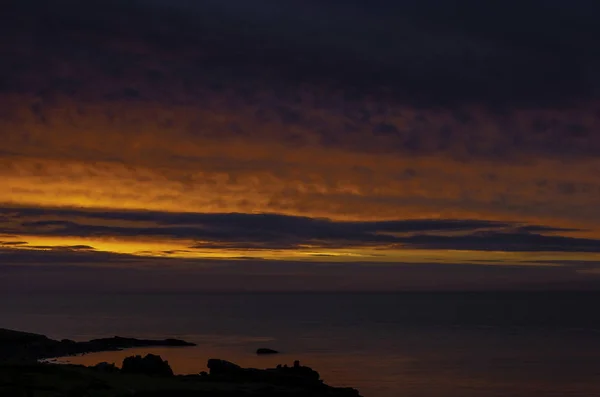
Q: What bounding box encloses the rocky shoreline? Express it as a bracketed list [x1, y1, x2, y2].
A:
[0, 328, 196, 363]
[0, 328, 363, 397]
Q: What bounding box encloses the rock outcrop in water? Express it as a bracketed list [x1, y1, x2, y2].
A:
[256, 348, 280, 355]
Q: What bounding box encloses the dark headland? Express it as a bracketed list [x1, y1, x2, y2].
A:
[0, 328, 196, 362]
[0, 328, 362, 397]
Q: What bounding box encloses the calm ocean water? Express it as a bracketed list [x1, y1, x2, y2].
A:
[2, 292, 600, 397]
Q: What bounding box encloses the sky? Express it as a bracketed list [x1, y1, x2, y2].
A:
[1, 0, 600, 292]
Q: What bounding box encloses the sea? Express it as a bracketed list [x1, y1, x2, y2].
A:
[2, 292, 600, 397]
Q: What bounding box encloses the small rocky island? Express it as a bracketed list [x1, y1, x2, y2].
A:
[0, 328, 363, 397]
[256, 348, 280, 355]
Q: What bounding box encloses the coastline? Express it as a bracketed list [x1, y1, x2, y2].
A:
[0, 328, 363, 397]
[0, 327, 196, 363]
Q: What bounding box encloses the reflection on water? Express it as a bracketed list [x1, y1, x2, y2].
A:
[4, 292, 600, 397]
[56, 345, 410, 397]
[54, 339, 600, 397]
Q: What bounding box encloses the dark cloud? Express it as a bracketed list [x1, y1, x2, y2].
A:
[27, 245, 96, 251]
[12, 213, 505, 249]
[1, 206, 597, 253]
[522, 260, 600, 268]
[4, 206, 508, 230]
[2, 0, 598, 106]
[0, 241, 28, 246]
[0, 247, 136, 264]
[2, 0, 600, 164]
[402, 232, 600, 253]
[516, 225, 585, 234]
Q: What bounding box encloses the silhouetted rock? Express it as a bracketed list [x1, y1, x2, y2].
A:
[270, 360, 321, 385]
[0, 329, 50, 346]
[0, 328, 196, 362]
[201, 359, 361, 395]
[0, 329, 364, 396]
[0, 352, 362, 397]
[256, 348, 279, 355]
[208, 359, 322, 387]
[207, 359, 242, 375]
[122, 354, 174, 377]
[93, 361, 119, 372]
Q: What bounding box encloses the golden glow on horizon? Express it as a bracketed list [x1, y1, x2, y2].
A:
[3, 234, 600, 266]
[2, 96, 600, 268]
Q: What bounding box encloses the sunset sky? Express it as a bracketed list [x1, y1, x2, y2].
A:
[2, 0, 600, 291]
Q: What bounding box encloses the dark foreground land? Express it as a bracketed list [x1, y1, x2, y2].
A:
[0, 328, 196, 362]
[0, 329, 362, 397]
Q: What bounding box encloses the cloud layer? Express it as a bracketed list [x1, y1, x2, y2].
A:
[1, 0, 600, 290]
[2, 206, 599, 255]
